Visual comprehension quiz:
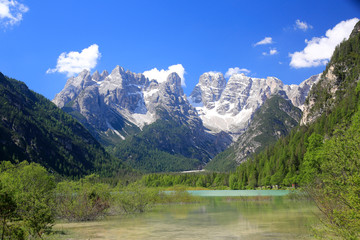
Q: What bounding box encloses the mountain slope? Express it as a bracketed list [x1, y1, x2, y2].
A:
[206, 94, 302, 172]
[227, 20, 360, 188]
[0, 73, 126, 176]
[108, 119, 202, 172]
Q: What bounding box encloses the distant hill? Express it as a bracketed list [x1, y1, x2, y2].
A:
[0, 73, 127, 177]
[108, 118, 205, 173]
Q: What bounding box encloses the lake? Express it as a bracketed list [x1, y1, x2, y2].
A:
[54, 192, 317, 239]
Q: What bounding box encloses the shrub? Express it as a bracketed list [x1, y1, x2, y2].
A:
[115, 182, 159, 213]
[55, 174, 111, 221]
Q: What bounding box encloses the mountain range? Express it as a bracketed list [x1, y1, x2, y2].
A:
[52, 64, 320, 172]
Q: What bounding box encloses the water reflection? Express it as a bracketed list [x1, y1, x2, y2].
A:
[55, 197, 317, 240]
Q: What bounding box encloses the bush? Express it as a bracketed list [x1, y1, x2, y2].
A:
[115, 182, 159, 213]
[55, 174, 111, 221]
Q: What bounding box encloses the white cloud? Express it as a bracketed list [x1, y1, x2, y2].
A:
[0, 0, 28, 27]
[254, 37, 273, 46]
[47, 44, 101, 77]
[262, 48, 278, 56]
[225, 67, 250, 78]
[289, 18, 359, 68]
[294, 19, 313, 31]
[208, 71, 221, 74]
[143, 64, 186, 86]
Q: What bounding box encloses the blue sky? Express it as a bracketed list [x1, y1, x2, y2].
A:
[0, 0, 359, 99]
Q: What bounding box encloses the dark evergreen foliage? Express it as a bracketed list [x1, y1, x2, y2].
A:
[0, 73, 127, 177]
[142, 172, 230, 188]
[109, 119, 203, 173]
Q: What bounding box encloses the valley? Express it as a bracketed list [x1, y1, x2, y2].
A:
[1, 1, 359, 239]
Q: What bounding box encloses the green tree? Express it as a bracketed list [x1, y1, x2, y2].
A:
[305, 109, 360, 239]
[0, 182, 17, 240]
[300, 133, 324, 184]
[0, 161, 56, 239]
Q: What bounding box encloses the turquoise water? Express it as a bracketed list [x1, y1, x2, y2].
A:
[187, 190, 290, 197]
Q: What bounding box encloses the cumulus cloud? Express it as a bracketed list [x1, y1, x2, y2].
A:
[225, 67, 250, 78]
[143, 64, 186, 86]
[290, 18, 359, 68]
[47, 44, 101, 77]
[254, 37, 273, 46]
[0, 0, 28, 27]
[262, 48, 278, 56]
[294, 19, 313, 31]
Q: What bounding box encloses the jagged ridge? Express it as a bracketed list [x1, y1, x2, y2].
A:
[189, 72, 320, 139]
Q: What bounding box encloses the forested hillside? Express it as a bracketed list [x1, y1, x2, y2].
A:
[0, 73, 127, 177]
[206, 94, 302, 172]
[228, 21, 360, 189]
[108, 118, 205, 172]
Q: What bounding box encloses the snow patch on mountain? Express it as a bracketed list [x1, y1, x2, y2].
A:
[189, 72, 320, 138]
[53, 65, 320, 143]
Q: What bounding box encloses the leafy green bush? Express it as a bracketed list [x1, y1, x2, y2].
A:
[114, 182, 159, 213]
[55, 174, 111, 221]
[0, 161, 56, 239]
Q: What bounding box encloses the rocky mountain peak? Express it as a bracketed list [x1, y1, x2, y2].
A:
[113, 65, 125, 74]
[101, 70, 109, 78]
[189, 72, 226, 109]
[199, 72, 225, 87]
[78, 69, 91, 79]
[162, 72, 183, 96]
[217, 74, 253, 114]
[227, 73, 250, 84]
[92, 70, 100, 81]
[53, 69, 93, 108]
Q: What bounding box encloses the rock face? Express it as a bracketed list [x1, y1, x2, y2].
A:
[190, 72, 226, 109]
[189, 73, 320, 139]
[300, 67, 338, 126]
